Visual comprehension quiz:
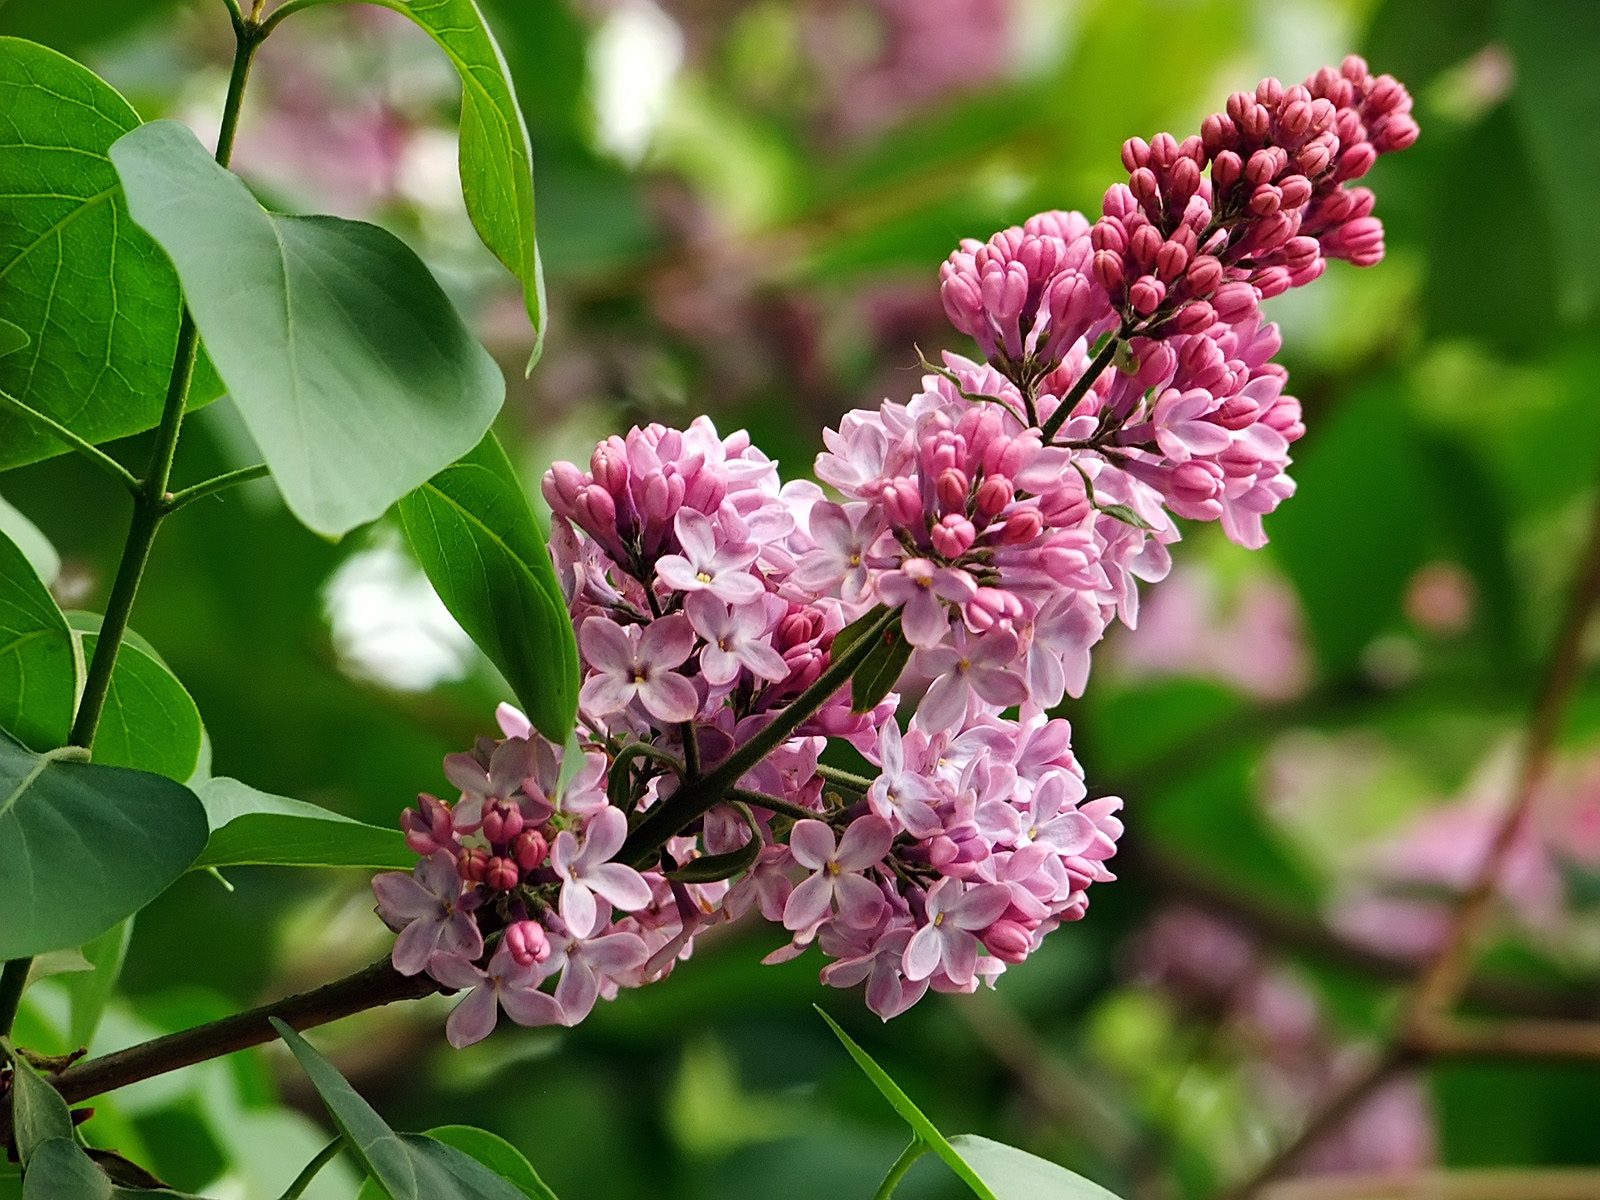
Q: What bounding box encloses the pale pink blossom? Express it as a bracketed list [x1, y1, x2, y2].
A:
[578, 614, 700, 723]
[784, 817, 894, 930]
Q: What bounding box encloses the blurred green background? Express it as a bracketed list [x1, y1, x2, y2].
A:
[3, 0, 1599, 1196]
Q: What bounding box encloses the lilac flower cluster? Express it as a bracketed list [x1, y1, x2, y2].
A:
[371, 59, 1415, 1041]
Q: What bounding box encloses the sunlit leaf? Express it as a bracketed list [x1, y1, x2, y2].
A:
[0, 493, 57, 587]
[193, 776, 413, 870]
[110, 119, 505, 538]
[0, 527, 75, 751]
[271, 1019, 529, 1200]
[946, 1136, 1121, 1200]
[396, 432, 578, 743]
[0, 729, 208, 958]
[68, 614, 203, 782]
[0, 39, 214, 471]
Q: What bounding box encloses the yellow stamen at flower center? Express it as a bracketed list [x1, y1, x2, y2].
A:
[696, 570, 714, 583]
[632, 668, 649, 683]
[826, 861, 841, 876]
[932, 912, 945, 927]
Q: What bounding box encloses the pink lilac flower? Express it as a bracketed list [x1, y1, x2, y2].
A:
[911, 628, 1030, 733]
[655, 509, 765, 604]
[686, 592, 790, 686]
[550, 929, 650, 1024]
[578, 614, 699, 723]
[902, 878, 1011, 985]
[428, 942, 565, 1047]
[784, 817, 895, 931]
[551, 806, 654, 937]
[373, 851, 483, 976]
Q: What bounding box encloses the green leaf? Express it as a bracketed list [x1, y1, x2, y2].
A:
[356, 0, 545, 365]
[0, 493, 58, 586]
[831, 606, 912, 713]
[0, 39, 210, 472]
[0, 527, 75, 751]
[19, 1139, 108, 1200]
[0, 317, 27, 358]
[270, 1019, 529, 1200]
[67, 614, 203, 782]
[945, 1136, 1122, 1200]
[422, 1127, 560, 1200]
[4, 1046, 73, 1166]
[109, 119, 505, 538]
[0, 729, 208, 958]
[193, 776, 414, 870]
[1502, 0, 1600, 319]
[64, 917, 133, 1049]
[815, 1007, 997, 1200]
[396, 432, 578, 743]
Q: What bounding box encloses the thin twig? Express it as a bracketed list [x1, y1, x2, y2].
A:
[163, 463, 271, 512]
[0, 388, 140, 495]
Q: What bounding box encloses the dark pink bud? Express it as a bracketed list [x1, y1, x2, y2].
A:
[995, 509, 1043, 545]
[1171, 460, 1225, 504]
[505, 920, 552, 967]
[573, 485, 616, 536]
[1215, 395, 1261, 430]
[1201, 112, 1235, 154]
[1175, 300, 1216, 334]
[542, 461, 586, 515]
[1375, 114, 1420, 153]
[1091, 217, 1128, 254]
[1254, 266, 1291, 298]
[974, 475, 1014, 519]
[512, 827, 549, 871]
[457, 846, 490, 883]
[1255, 76, 1284, 107]
[1121, 136, 1150, 172]
[1279, 174, 1312, 208]
[1129, 167, 1160, 207]
[1184, 254, 1223, 296]
[1167, 156, 1202, 204]
[591, 441, 629, 496]
[982, 920, 1034, 964]
[1279, 98, 1313, 139]
[936, 468, 969, 512]
[1240, 101, 1270, 140]
[1155, 240, 1189, 283]
[486, 855, 520, 891]
[1212, 150, 1243, 191]
[1248, 184, 1282, 216]
[1093, 249, 1125, 292]
[1179, 135, 1205, 164]
[883, 478, 924, 527]
[1149, 132, 1179, 168]
[1335, 142, 1378, 181]
[481, 799, 525, 846]
[1245, 148, 1281, 186]
[1295, 139, 1334, 177]
[930, 514, 977, 559]
[1212, 281, 1259, 323]
[1282, 235, 1320, 270]
[1130, 223, 1162, 269]
[1129, 275, 1166, 315]
[1102, 183, 1139, 221]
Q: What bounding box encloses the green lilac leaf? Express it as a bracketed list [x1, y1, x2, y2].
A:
[0, 729, 208, 958]
[0, 527, 75, 751]
[0, 493, 58, 586]
[0, 317, 27, 358]
[64, 917, 134, 1049]
[945, 1136, 1124, 1200]
[848, 611, 912, 713]
[354, 0, 545, 365]
[4, 1047, 73, 1166]
[193, 776, 414, 870]
[17, 1136, 207, 1199]
[109, 119, 505, 538]
[396, 431, 579, 743]
[0, 39, 218, 472]
[815, 1007, 999, 1200]
[67, 613, 203, 782]
[422, 1127, 561, 1200]
[271, 1020, 528, 1200]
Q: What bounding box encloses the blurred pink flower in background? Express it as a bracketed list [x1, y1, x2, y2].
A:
[1112, 561, 1310, 701]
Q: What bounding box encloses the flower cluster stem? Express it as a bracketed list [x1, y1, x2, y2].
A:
[1038, 333, 1121, 442]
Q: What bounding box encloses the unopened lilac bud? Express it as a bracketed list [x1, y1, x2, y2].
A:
[1091, 217, 1128, 254]
[1129, 167, 1161, 209]
[512, 827, 549, 871]
[936, 468, 969, 512]
[931, 515, 977, 559]
[1121, 136, 1150, 172]
[1155, 239, 1189, 283]
[995, 509, 1043, 545]
[1129, 275, 1166, 315]
[982, 919, 1034, 963]
[882, 478, 923, 527]
[779, 609, 823, 647]
[1282, 235, 1320, 270]
[1130, 223, 1162, 269]
[1167, 157, 1202, 204]
[457, 846, 489, 883]
[1245, 148, 1281, 186]
[482, 799, 524, 846]
[542, 461, 586, 514]
[1149, 132, 1179, 169]
[1279, 174, 1312, 208]
[1201, 112, 1235, 154]
[1212, 150, 1243, 191]
[1214, 395, 1261, 429]
[1295, 139, 1334, 177]
[591, 442, 629, 496]
[1093, 250, 1126, 292]
[573, 484, 616, 535]
[1184, 254, 1223, 295]
[1256, 76, 1284, 107]
[1102, 183, 1139, 221]
[1212, 281, 1259, 323]
[1335, 142, 1378, 181]
[974, 475, 1014, 519]
[1254, 266, 1291, 297]
[1175, 300, 1216, 334]
[1171, 460, 1225, 504]
[1279, 98, 1313, 139]
[486, 855, 520, 891]
[1248, 184, 1283, 216]
[505, 919, 552, 967]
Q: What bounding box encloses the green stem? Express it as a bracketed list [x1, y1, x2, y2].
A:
[875, 1139, 927, 1200]
[0, 961, 28, 1043]
[257, 0, 344, 38]
[1038, 333, 1121, 442]
[278, 1138, 344, 1200]
[621, 605, 900, 866]
[815, 764, 877, 794]
[727, 787, 835, 825]
[163, 463, 270, 513]
[0, 388, 140, 494]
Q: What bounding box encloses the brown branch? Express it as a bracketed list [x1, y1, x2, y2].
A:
[49, 957, 440, 1105]
[1405, 1017, 1600, 1064]
[1225, 463, 1600, 1198]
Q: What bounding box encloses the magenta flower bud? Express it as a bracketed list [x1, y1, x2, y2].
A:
[779, 609, 823, 647]
[1279, 174, 1313, 208]
[1240, 101, 1271, 140]
[591, 441, 629, 496]
[1282, 235, 1320, 270]
[1214, 394, 1262, 430]
[505, 919, 552, 967]
[1155, 239, 1190, 283]
[1226, 90, 1252, 123]
[1254, 266, 1291, 298]
[1335, 142, 1378, 182]
[1129, 166, 1160, 206]
[542, 461, 586, 515]
[1375, 114, 1420, 153]
[486, 855, 520, 892]
[1091, 218, 1127, 256]
[1167, 156, 1202, 204]
[982, 919, 1034, 963]
[1212, 150, 1243, 191]
[1171, 460, 1225, 504]
[512, 827, 549, 871]
[457, 846, 490, 883]
[1149, 132, 1179, 169]
[967, 587, 1022, 629]
[1248, 184, 1283, 216]
[930, 515, 977, 559]
[935, 468, 969, 513]
[1184, 254, 1223, 296]
[1093, 250, 1125, 292]
[1245, 148, 1281, 186]
[1212, 281, 1259, 323]
[1295, 140, 1334, 177]
[1130, 223, 1162, 269]
[1201, 112, 1235, 154]
[1255, 76, 1284, 107]
[1120, 136, 1150, 171]
[1129, 275, 1166, 315]
[1178, 134, 1205, 164]
[573, 484, 617, 535]
[642, 472, 673, 523]
[1102, 183, 1138, 221]
[682, 466, 726, 513]
[995, 509, 1043, 545]
[974, 475, 1014, 519]
[481, 799, 524, 846]
[1279, 98, 1313, 139]
[1175, 300, 1216, 334]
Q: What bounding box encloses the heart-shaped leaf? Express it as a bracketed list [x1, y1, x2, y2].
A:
[0, 527, 76, 751]
[271, 1019, 529, 1200]
[0, 730, 208, 958]
[396, 432, 578, 743]
[109, 120, 505, 538]
[0, 39, 217, 472]
[67, 614, 203, 782]
[353, 0, 544, 364]
[194, 777, 413, 870]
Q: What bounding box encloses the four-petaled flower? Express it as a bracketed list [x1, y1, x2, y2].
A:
[551, 806, 654, 937]
[912, 629, 1030, 733]
[579, 614, 700, 723]
[902, 878, 1011, 986]
[876, 558, 979, 646]
[428, 942, 565, 1047]
[783, 817, 894, 931]
[685, 592, 790, 686]
[372, 851, 484, 976]
[655, 509, 764, 603]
